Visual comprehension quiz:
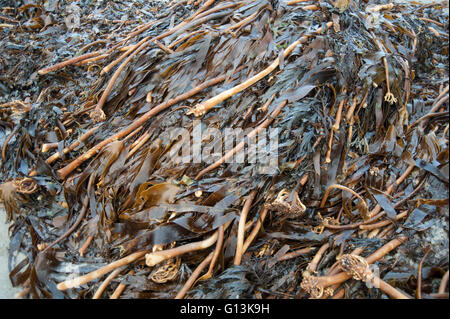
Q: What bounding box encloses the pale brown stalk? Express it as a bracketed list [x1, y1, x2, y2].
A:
[167, 30, 205, 49]
[199, 225, 225, 280]
[74, 53, 109, 66]
[416, 247, 431, 299]
[222, 9, 262, 34]
[428, 26, 440, 37]
[41, 142, 58, 153]
[91, 39, 152, 122]
[438, 270, 449, 294]
[127, 132, 151, 159]
[418, 17, 444, 27]
[300, 5, 319, 11]
[175, 252, 213, 299]
[359, 211, 408, 230]
[46, 126, 100, 164]
[57, 250, 148, 290]
[38, 51, 101, 75]
[415, 94, 449, 129]
[286, 0, 310, 5]
[234, 190, 257, 265]
[242, 207, 269, 254]
[276, 247, 316, 262]
[110, 270, 135, 299]
[92, 268, 123, 299]
[367, 163, 415, 219]
[78, 235, 94, 257]
[145, 231, 219, 267]
[306, 243, 330, 272]
[154, 39, 174, 54]
[319, 184, 367, 213]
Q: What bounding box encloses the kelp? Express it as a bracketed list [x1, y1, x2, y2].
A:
[0, 0, 448, 299]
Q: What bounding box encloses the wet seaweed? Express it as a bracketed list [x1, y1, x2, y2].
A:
[0, 0, 448, 299]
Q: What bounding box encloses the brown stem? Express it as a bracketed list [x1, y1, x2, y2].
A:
[38, 51, 101, 75]
[74, 53, 109, 66]
[276, 247, 316, 262]
[175, 252, 213, 299]
[418, 17, 444, 27]
[286, 0, 310, 5]
[433, 85, 449, 108]
[222, 9, 262, 34]
[234, 190, 257, 265]
[377, 277, 410, 299]
[145, 231, 219, 267]
[306, 243, 330, 273]
[416, 246, 431, 299]
[154, 39, 174, 54]
[367, 163, 415, 218]
[242, 207, 269, 253]
[325, 129, 334, 164]
[14, 288, 31, 299]
[91, 38, 152, 122]
[416, 95, 449, 129]
[102, 41, 143, 74]
[319, 184, 368, 213]
[92, 267, 123, 299]
[410, 111, 449, 128]
[300, 5, 319, 11]
[345, 94, 359, 123]
[126, 132, 151, 159]
[57, 250, 148, 290]
[438, 270, 449, 294]
[56, 66, 246, 179]
[41, 142, 58, 153]
[110, 270, 135, 299]
[359, 210, 408, 231]
[78, 235, 94, 257]
[167, 30, 205, 50]
[1, 127, 17, 162]
[43, 194, 89, 253]
[428, 26, 440, 37]
[46, 126, 100, 165]
[79, 40, 107, 54]
[378, 224, 395, 239]
[331, 287, 345, 299]
[200, 225, 225, 280]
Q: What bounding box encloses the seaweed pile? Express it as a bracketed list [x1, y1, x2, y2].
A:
[0, 0, 448, 299]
